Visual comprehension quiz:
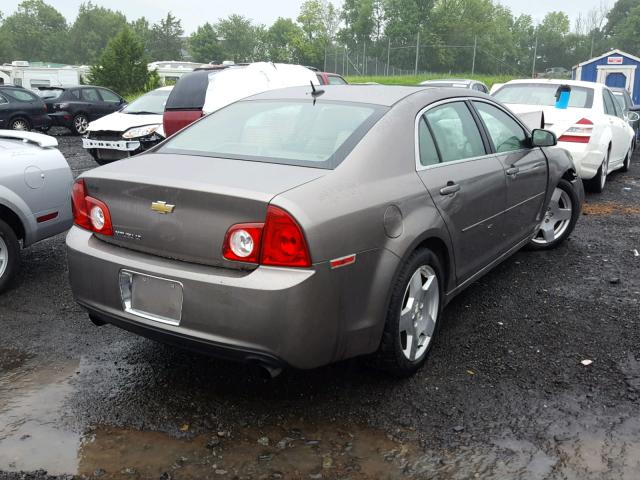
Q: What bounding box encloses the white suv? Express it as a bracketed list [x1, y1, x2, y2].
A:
[493, 79, 637, 192]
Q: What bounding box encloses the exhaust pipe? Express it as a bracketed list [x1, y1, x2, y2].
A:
[247, 358, 283, 379]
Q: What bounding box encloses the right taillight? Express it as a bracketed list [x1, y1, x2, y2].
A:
[222, 206, 311, 268]
[71, 179, 113, 235]
[558, 117, 593, 143]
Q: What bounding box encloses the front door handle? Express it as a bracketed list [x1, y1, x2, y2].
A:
[506, 166, 520, 176]
[440, 182, 460, 196]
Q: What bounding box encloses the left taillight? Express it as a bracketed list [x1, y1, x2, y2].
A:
[222, 206, 311, 268]
[71, 179, 113, 236]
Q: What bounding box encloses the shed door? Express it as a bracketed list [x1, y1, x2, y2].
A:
[606, 72, 627, 88]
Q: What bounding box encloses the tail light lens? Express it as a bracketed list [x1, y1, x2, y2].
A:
[558, 118, 593, 143]
[71, 179, 113, 235]
[222, 206, 311, 268]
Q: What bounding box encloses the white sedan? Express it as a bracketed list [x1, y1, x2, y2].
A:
[493, 79, 637, 192]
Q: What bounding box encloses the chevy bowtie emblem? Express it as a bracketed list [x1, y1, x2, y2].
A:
[151, 201, 175, 214]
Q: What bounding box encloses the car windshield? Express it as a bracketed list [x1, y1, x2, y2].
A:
[159, 100, 385, 169]
[423, 82, 469, 88]
[494, 83, 594, 108]
[123, 89, 171, 115]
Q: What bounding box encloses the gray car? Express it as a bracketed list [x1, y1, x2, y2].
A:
[419, 79, 490, 94]
[66, 86, 584, 376]
[0, 130, 73, 292]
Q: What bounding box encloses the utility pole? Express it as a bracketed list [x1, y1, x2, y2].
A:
[334, 45, 338, 73]
[590, 34, 595, 58]
[363, 41, 367, 76]
[414, 32, 420, 76]
[532, 35, 538, 78]
[471, 35, 477, 75]
[386, 37, 391, 76]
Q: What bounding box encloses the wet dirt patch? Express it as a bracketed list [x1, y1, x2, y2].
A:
[78, 423, 418, 479]
[0, 348, 32, 374]
[582, 201, 640, 216]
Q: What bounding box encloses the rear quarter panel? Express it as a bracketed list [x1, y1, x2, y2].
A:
[273, 94, 454, 358]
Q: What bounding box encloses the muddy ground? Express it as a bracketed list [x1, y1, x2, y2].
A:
[1, 130, 640, 479]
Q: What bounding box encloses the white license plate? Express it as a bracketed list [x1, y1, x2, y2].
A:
[82, 138, 139, 151]
[119, 270, 183, 325]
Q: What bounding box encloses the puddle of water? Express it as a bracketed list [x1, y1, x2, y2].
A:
[0, 359, 80, 475]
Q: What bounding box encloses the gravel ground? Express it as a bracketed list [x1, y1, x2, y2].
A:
[1, 131, 640, 479]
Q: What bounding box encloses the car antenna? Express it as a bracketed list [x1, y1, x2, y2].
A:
[310, 81, 324, 104]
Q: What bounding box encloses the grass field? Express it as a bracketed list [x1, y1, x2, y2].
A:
[345, 74, 517, 88]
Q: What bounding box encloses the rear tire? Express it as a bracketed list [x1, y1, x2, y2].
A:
[0, 219, 20, 294]
[9, 117, 30, 131]
[373, 248, 443, 377]
[585, 150, 609, 193]
[72, 113, 89, 135]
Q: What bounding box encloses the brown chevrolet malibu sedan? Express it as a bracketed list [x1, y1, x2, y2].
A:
[66, 85, 584, 376]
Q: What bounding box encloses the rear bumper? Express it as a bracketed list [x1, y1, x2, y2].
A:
[66, 227, 394, 369]
[558, 142, 605, 180]
[48, 112, 73, 128]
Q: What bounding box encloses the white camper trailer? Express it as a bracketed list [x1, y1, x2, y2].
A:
[0, 61, 81, 89]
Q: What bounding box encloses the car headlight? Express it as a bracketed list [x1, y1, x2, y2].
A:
[122, 125, 161, 139]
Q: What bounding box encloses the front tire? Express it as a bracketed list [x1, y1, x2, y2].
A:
[374, 248, 443, 376]
[0, 219, 20, 294]
[528, 179, 580, 250]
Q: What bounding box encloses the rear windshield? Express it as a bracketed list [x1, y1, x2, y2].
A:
[35, 88, 64, 100]
[159, 100, 385, 169]
[494, 83, 594, 108]
[123, 89, 171, 115]
[165, 70, 212, 110]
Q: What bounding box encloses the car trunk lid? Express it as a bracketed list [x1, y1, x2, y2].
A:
[82, 153, 326, 269]
[505, 103, 593, 138]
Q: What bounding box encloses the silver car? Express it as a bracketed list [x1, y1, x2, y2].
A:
[66, 86, 584, 376]
[0, 130, 73, 292]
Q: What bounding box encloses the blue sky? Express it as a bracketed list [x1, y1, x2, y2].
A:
[2, 0, 609, 34]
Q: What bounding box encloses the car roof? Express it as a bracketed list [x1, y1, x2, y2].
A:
[422, 79, 473, 84]
[504, 78, 600, 89]
[244, 84, 484, 107]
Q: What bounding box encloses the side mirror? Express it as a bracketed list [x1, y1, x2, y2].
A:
[531, 129, 557, 147]
[625, 111, 640, 122]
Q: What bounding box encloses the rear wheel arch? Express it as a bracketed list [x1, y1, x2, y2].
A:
[0, 204, 25, 242]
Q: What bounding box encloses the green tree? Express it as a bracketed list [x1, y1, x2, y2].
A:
[217, 14, 257, 62]
[612, 4, 640, 55]
[266, 17, 305, 63]
[89, 26, 149, 96]
[0, 0, 68, 62]
[68, 2, 127, 65]
[188, 22, 222, 63]
[148, 12, 184, 60]
[0, 13, 15, 63]
[131, 17, 153, 53]
[605, 0, 640, 34]
[536, 11, 571, 70]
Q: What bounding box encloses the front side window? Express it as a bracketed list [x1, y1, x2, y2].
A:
[328, 75, 347, 85]
[159, 100, 384, 169]
[494, 83, 594, 109]
[474, 101, 528, 153]
[99, 88, 121, 103]
[424, 102, 486, 163]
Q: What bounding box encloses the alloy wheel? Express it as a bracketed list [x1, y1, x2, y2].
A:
[75, 115, 88, 135]
[531, 187, 573, 245]
[11, 119, 28, 131]
[0, 236, 8, 279]
[399, 265, 439, 361]
[600, 153, 609, 190]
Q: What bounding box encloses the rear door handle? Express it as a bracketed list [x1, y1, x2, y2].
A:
[506, 166, 520, 176]
[439, 182, 460, 195]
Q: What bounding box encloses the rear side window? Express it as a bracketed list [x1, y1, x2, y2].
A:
[474, 101, 527, 153]
[0, 93, 7, 105]
[165, 70, 210, 110]
[67, 89, 81, 100]
[6, 89, 38, 102]
[418, 117, 439, 166]
[605, 90, 622, 118]
[159, 100, 385, 169]
[81, 88, 100, 102]
[424, 102, 486, 162]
